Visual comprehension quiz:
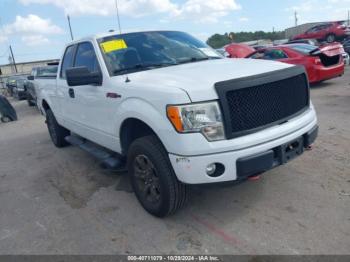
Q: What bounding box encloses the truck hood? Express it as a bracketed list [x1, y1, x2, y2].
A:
[128, 58, 294, 102]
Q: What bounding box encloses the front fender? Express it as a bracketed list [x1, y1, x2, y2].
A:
[114, 97, 186, 154]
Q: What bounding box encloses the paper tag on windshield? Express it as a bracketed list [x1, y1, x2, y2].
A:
[100, 39, 128, 53]
[199, 48, 220, 57]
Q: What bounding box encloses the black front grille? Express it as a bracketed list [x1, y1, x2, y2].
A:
[215, 67, 309, 139]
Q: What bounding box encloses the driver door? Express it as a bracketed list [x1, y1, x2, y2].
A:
[65, 41, 120, 149]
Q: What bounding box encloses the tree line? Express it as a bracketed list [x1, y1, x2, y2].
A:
[206, 31, 286, 49]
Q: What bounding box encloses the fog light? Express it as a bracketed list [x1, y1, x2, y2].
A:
[206, 163, 217, 176]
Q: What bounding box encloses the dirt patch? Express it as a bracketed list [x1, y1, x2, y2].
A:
[47, 159, 121, 209]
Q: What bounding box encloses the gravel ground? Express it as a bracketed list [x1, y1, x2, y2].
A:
[0, 69, 349, 255]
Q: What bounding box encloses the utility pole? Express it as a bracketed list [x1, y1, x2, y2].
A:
[9, 45, 17, 74]
[294, 11, 298, 27]
[348, 10, 349, 25]
[67, 15, 74, 41]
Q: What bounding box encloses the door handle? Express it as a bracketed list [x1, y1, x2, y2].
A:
[68, 88, 75, 98]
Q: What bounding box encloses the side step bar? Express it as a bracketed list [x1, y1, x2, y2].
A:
[65, 135, 125, 171]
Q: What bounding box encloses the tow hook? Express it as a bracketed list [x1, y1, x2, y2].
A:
[306, 144, 313, 151]
[248, 175, 261, 181]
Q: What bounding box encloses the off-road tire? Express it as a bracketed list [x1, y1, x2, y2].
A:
[1, 116, 12, 123]
[127, 135, 188, 217]
[46, 109, 70, 148]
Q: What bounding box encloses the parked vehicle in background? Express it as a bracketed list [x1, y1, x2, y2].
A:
[39, 31, 318, 217]
[246, 44, 345, 84]
[26, 65, 58, 107]
[287, 39, 349, 66]
[252, 45, 269, 51]
[342, 52, 349, 65]
[343, 38, 350, 54]
[12, 78, 28, 100]
[5, 75, 29, 98]
[0, 77, 7, 90]
[5, 77, 17, 96]
[273, 39, 289, 46]
[0, 95, 17, 123]
[292, 21, 350, 43]
[287, 39, 320, 46]
[215, 48, 229, 57]
[225, 43, 256, 58]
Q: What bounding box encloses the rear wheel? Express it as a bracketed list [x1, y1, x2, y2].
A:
[46, 109, 70, 148]
[326, 34, 336, 43]
[1, 116, 12, 123]
[127, 135, 188, 217]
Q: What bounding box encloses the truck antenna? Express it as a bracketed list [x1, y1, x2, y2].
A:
[114, 0, 131, 83]
[115, 0, 123, 35]
[67, 15, 74, 41]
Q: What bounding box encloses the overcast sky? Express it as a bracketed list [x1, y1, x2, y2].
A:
[1, 0, 350, 64]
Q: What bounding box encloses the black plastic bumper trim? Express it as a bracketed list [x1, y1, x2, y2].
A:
[236, 125, 318, 179]
[304, 125, 319, 147]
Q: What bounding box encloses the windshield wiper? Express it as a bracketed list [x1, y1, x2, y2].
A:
[113, 62, 177, 75]
[177, 56, 221, 65]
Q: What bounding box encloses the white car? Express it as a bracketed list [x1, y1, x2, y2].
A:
[39, 31, 318, 217]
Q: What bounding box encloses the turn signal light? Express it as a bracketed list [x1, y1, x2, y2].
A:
[167, 106, 184, 132]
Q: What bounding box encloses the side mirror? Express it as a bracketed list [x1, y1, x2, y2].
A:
[66, 67, 102, 87]
[27, 76, 34, 81]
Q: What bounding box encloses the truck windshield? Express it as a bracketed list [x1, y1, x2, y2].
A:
[98, 31, 222, 76]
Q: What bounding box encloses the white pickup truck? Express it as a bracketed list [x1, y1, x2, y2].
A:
[39, 31, 318, 217]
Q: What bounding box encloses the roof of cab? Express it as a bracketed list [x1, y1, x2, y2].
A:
[64, 30, 183, 47]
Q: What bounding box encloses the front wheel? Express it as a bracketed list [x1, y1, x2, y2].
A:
[127, 136, 188, 217]
[46, 109, 70, 148]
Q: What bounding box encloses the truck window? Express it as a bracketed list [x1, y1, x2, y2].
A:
[38, 66, 58, 77]
[98, 31, 221, 76]
[74, 42, 100, 73]
[60, 45, 75, 79]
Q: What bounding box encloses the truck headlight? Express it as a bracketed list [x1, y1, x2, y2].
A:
[167, 102, 225, 141]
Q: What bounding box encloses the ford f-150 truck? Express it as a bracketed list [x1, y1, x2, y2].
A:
[39, 31, 318, 217]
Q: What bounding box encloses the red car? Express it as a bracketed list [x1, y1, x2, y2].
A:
[293, 21, 350, 43]
[225, 43, 345, 84]
[225, 43, 256, 58]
